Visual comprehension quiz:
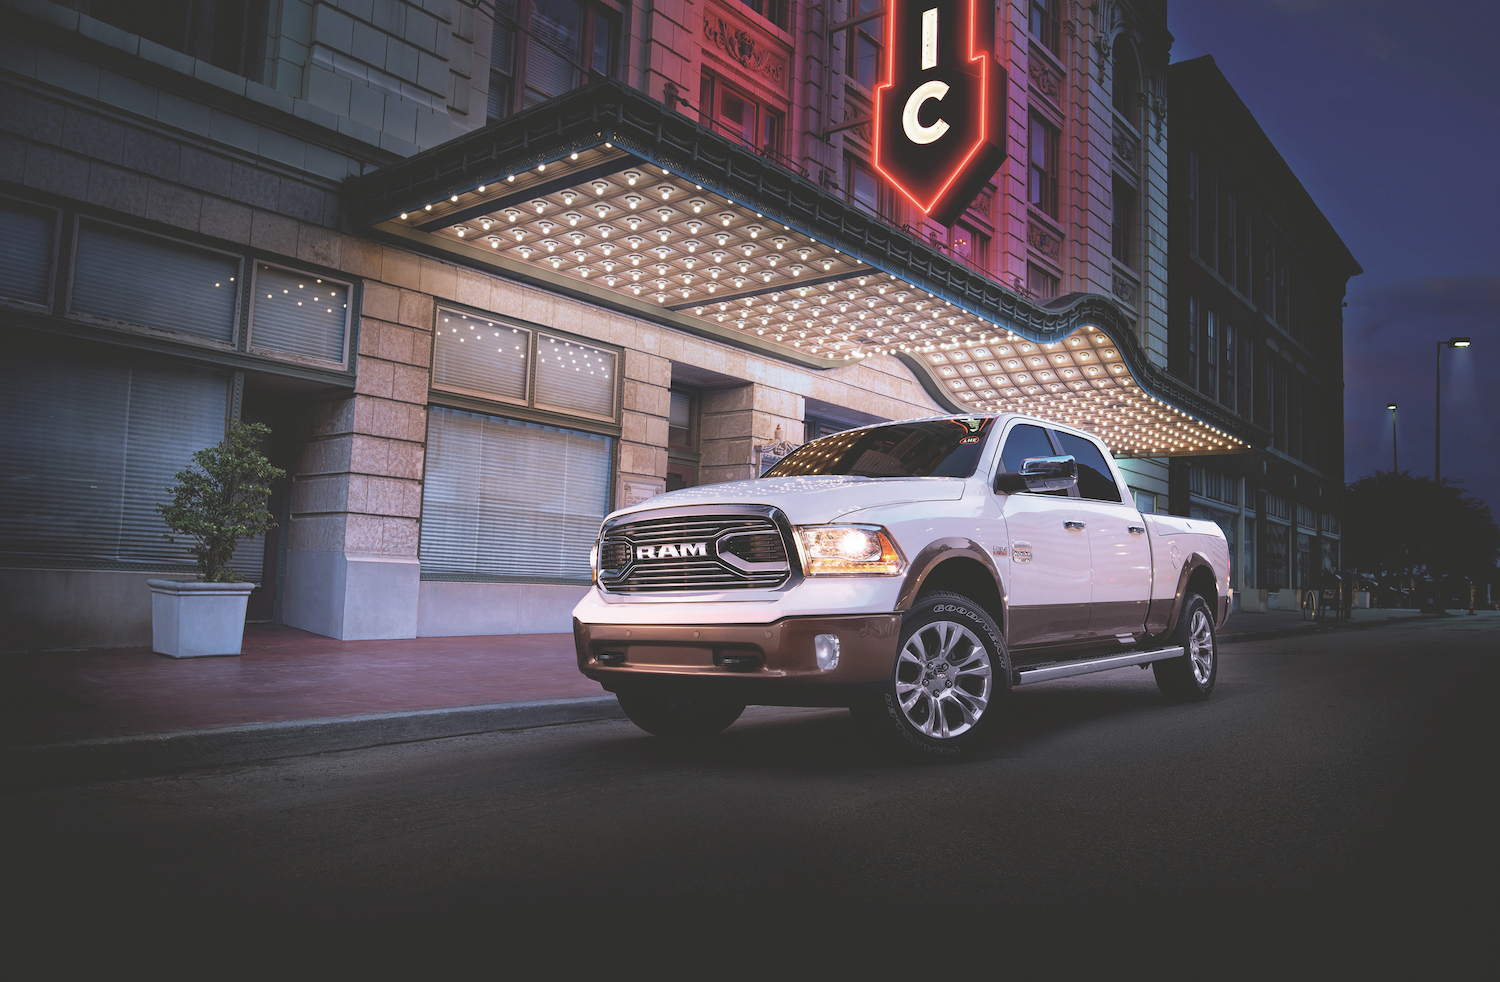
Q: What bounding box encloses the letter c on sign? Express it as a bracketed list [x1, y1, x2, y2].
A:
[902, 80, 950, 145]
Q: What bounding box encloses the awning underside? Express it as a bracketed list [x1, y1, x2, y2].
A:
[368, 127, 1245, 457]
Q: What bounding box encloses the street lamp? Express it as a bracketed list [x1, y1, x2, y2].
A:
[1435, 337, 1472, 483]
[1386, 403, 1398, 472]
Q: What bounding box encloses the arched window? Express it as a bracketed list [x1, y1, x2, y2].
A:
[1111, 40, 1141, 127]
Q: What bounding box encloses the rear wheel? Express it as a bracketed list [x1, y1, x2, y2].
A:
[1153, 593, 1218, 702]
[615, 690, 745, 739]
[863, 591, 1008, 759]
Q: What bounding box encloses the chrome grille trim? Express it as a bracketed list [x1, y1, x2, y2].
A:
[598, 507, 794, 593]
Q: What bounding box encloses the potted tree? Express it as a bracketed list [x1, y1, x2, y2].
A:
[147, 420, 286, 658]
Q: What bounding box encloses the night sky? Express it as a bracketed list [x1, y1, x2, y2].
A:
[1168, 0, 1500, 515]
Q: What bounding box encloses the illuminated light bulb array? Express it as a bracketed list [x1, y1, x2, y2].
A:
[400, 154, 1244, 456]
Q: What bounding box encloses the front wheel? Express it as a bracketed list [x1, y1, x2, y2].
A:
[1153, 593, 1218, 702]
[861, 591, 1009, 759]
[615, 690, 745, 739]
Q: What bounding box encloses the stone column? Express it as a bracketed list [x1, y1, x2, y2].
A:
[617, 349, 671, 506]
[281, 281, 428, 639]
[700, 383, 804, 485]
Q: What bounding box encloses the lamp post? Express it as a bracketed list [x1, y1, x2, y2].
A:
[1435, 337, 1471, 483]
[1386, 403, 1398, 473]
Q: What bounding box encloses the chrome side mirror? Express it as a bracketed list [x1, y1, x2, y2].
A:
[993, 455, 1078, 494]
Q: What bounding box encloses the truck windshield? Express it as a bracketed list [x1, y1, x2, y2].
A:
[764, 417, 994, 479]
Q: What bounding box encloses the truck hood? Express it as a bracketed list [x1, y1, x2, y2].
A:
[609, 475, 967, 525]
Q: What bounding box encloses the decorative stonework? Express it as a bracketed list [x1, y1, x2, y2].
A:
[1027, 221, 1063, 263]
[1112, 269, 1139, 304]
[704, 14, 786, 86]
[1029, 61, 1062, 104]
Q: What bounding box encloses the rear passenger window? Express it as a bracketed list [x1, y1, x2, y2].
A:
[999, 423, 1056, 473]
[1055, 432, 1123, 502]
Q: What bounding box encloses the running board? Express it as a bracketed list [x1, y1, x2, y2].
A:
[1013, 646, 1185, 686]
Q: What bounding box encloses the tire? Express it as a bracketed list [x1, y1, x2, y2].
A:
[615, 690, 745, 739]
[863, 591, 1008, 759]
[1153, 593, 1218, 702]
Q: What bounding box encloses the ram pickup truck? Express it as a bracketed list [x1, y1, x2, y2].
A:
[574, 413, 1230, 757]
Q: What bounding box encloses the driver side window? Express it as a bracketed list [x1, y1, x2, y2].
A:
[998, 424, 1071, 495]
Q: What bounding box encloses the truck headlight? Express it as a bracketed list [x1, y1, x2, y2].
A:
[795, 525, 904, 576]
[589, 541, 599, 582]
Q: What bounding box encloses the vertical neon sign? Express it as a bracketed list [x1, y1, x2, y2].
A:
[872, 0, 1007, 227]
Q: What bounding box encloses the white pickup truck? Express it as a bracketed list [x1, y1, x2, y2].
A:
[574, 413, 1230, 757]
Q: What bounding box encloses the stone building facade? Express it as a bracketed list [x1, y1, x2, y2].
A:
[1, 0, 1243, 648]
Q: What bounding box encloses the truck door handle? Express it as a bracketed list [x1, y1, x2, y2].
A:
[1064, 521, 1087, 530]
[1128, 526, 1145, 535]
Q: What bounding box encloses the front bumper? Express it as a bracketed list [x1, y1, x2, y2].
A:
[574, 613, 901, 707]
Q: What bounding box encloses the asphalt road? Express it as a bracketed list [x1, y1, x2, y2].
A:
[6, 617, 1493, 975]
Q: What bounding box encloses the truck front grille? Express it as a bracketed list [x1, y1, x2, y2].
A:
[599, 512, 792, 593]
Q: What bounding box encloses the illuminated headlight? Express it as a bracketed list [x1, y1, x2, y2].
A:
[795, 525, 904, 576]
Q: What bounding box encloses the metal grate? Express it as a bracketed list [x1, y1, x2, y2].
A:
[599, 513, 791, 593]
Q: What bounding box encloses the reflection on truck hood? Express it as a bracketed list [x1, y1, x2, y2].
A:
[612, 475, 967, 525]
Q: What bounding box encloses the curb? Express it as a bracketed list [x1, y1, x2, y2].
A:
[1, 695, 625, 792]
[1220, 612, 1429, 645]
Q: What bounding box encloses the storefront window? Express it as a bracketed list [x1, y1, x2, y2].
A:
[0, 347, 261, 575]
[1295, 532, 1312, 590]
[1263, 521, 1289, 590]
[0, 198, 55, 308]
[1242, 517, 1255, 592]
[418, 408, 612, 582]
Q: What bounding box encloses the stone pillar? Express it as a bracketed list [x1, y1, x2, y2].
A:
[700, 383, 805, 485]
[281, 281, 428, 639]
[617, 349, 670, 506]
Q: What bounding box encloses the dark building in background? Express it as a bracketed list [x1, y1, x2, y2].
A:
[1168, 56, 1361, 611]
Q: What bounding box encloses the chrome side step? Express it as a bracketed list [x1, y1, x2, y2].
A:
[1013, 646, 1185, 686]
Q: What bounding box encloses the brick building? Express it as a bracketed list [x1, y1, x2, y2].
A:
[1167, 56, 1360, 610]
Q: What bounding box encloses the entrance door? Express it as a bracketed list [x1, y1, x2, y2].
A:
[994, 422, 1091, 647]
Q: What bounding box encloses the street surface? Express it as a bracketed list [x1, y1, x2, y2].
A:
[5, 616, 1493, 974]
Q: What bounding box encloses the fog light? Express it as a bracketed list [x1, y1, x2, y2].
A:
[814, 634, 840, 671]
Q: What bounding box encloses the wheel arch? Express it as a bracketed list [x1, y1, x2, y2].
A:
[1162, 556, 1221, 636]
[896, 538, 1006, 634]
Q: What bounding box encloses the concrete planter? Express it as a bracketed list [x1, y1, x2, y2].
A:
[147, 579, 256, 658]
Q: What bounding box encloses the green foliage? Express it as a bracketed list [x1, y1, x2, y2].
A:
[1344, 471, 1500, 582]
[157, 421, 287, 583]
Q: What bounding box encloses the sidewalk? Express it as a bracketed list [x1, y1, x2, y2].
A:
[0, 606, 1442, 789]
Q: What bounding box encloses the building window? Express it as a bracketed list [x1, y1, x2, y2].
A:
[1203, 308, 1218, 397]
[1027, 262, 1060, 300]
[1287, 375, 1303, 461]
[418, 408, 612, 582]
[70, 219, 242, 346]
[1029, 0, 1060, 55]
[1238, 331, 1254, 419]
[0, 198, 56, 309]
[1186, 295, 1199, 385]
[80, 1, 271, 82]
[665, 387, 701, 491]
[1199, 165, 1218, 269]
[1111, 176, 1135, 267]
[0, 347, 265, 576]
[1221, 190, 1236, 282]
[1242, 517, 1256, 592]
[247, 263, 351, 367]
[735, 0, 788, 30]
[1221, 322, 1236, 411]
[1028, 114, 1060, 219]
[1133, 489, 1156, 515]
[488, 0, 618, 121]
[847, 0, 884, 89]
[845, 156, 893, 219]
[949, 222, 989, 269]
[1264, 520, 1289, 590]
[1190, 466, 1239, 506]
[1187, 149, 1199, 257]
[1111, 42, 1139, 125]
[700, 73, 783, 156]
[432, 309, 617, 420]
